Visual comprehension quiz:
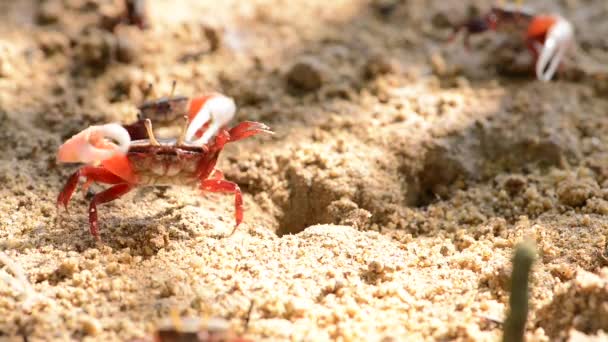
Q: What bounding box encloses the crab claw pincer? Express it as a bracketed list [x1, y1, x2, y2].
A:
[185, 94, 236, 146]
[529, 15, 573, 82]
[57, 123, 131, 165]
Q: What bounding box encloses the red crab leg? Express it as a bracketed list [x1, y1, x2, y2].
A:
[209, 121, 273, 152]
[210, 169, 224, 180]
[228, 121, 273, 142]
[57, 166, 126, 211]
[89, 183, 133, 239]
[200, 179, 243, 236]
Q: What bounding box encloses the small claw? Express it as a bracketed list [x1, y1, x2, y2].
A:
[57, 124, 131, 165]
[535, 16, 573, 82]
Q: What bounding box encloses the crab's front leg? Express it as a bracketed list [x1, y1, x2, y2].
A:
[200, 178, 243, 236]
[57, 166, 127, 211]
[88, 183, 133, 239]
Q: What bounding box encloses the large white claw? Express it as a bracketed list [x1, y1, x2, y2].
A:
[185, 95, 236, 146]
[56, 123, 130, 165]
[536, 17, 573, 82]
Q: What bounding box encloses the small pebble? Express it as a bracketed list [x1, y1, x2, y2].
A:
[368, 260, 385, 273]
[503, 175, 527, 196]
[74, 29, 116, 70]
[37, 30, 70, 56]
[363, 54, 398, 79]
[115, 34, 138, 64]
[105, 262, 120, 275]
[557, 179, 597, 207]
[80, 316, 102, 336]
[37, 0, 62, 25]
[57, 258, 79, 278]
[203, 25, 221, 52]
[286, 57, 324, 93]
[430, 52, 447, 76]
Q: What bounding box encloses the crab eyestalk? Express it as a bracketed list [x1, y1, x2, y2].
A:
[143, 82, 154, 100]
[144, 119, 160, 146]
[169, 80, 177, 98]
[177, 115, 189, 146]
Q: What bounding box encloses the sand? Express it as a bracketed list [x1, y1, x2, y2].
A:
[1, 0, 608, 340]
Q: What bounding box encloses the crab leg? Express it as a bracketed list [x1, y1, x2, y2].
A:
[228, 121, 273, 141]
[208, 121, 273, 153]
[210, 169, 224, 180]
[200, 179, 243, 236]
[89, 183, 133, 239]
[57, 166, 126, 211]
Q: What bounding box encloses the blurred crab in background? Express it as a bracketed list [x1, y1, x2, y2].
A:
[134, 311, 253, 342]
[451, 2, 574, 81]
[56, 90, 272, 240]
[123, 82, 192, 139]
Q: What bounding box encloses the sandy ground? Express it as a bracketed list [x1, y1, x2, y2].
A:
[1, 0, 608, 340]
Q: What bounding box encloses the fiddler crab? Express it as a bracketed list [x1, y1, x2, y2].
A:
[452, 4, 574, 81]
[56, 90, 272, 240]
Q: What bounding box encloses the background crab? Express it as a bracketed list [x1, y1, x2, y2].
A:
[452, 4, 574, 81]
[56, 93, 272, 240]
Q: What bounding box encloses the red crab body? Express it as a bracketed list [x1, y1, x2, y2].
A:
[128, 142, 210, 186]
[56, 93, 271, 240]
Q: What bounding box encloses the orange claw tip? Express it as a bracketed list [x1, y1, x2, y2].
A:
[56, 124, 131, 165]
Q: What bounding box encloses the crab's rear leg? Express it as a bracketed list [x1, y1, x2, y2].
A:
[57, 166, 126, 211]
[200, 179, 243, 236]
[89, 183, 133, 239]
